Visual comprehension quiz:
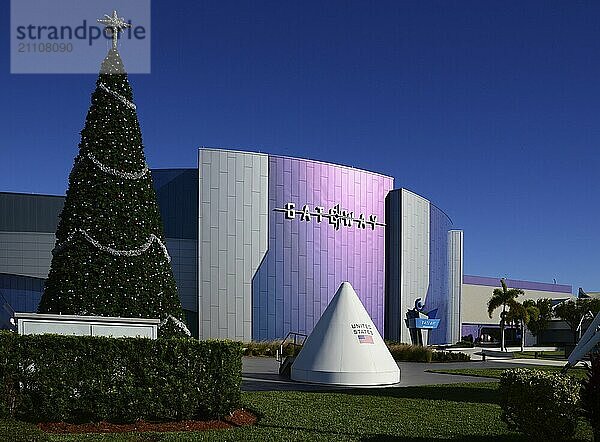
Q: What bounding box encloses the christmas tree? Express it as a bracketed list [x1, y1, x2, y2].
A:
[38, 12, 187, 336]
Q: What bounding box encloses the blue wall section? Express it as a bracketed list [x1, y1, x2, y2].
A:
[384, 190, 402, 341]
[0, 273, 43, 313]
[152, 169, 198, 240]
[427, 205, 452, 344]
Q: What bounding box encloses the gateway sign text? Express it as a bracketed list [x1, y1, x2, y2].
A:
[274, 202, 385, 231]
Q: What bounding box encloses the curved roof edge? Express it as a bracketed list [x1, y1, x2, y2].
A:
[0, 272, 47, 282]
[199, 146, 395, 181]
[0, 191, 65, 199]
[388, 188, 454, 225]
[152, 167, 196, 172]
[464, 275, 572, 294]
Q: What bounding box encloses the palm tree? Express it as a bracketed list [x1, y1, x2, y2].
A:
[506, 300, 539, 352]
[522, 299, 551, 345]
[488, 278, 524, 351]
[554, 298, 600, 344]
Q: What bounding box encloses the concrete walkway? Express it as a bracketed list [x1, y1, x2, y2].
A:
[241, 357, 571, 392]
[443, 346, 586, 364]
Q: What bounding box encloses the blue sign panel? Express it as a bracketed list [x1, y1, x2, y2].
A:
[414, 318, 440, 329]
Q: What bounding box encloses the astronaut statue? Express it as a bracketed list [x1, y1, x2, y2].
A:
[405, 298, 440, 346]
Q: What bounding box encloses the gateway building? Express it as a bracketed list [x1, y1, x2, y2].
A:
[0, 148, 568, 344]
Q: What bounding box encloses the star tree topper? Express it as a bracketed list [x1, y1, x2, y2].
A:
[97, 10, 131, 49]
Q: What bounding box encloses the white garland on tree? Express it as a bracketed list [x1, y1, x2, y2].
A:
[159, 313, 192, 336]
[84, 153, 149, 180]
[98, 82, 136, 110]
[53, 228, 171, 262]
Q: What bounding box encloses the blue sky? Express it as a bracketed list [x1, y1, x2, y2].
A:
[2, 1, 600, 292]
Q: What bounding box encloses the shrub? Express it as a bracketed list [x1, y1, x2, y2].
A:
[386, 343, 433, 362]
[499, 368, 581, 440]
[461, 334, 474, 343]
[242, 340, 281, 357]
[384, 343, 470, 363]
[431, 351, 470, 362]
[0, 332, 242, 423]
[241, 340, 469, 363]
[242, 340, 305, 357]
[581, 353, 600, 441]
[452, 340, 475, 348]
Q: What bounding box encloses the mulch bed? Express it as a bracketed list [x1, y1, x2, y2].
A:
[37, 409, 257, 434]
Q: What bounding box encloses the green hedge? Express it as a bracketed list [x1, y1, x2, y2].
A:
[242, 340, 303, 357]
[385, 343, 470, 363]
[431, 350, 470, 362]
[242, 340, 280, 357]
[242, 341, 470, 362]
[0, 332, 242, 423]
[581, 354, 600, 441]
[386, 343, 433, 362]
[499, 368, 581, 440]
[451, 341, 475, 348]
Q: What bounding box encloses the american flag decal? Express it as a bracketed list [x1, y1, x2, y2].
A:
[358, 334, 374, 344]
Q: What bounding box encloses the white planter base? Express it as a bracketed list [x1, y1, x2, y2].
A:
[14, 313, 159, 339]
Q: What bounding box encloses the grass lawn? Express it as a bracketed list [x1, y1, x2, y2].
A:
[3, 382, 593, 441]
[512, 349, 566, 360]
[426, 366, 588, 380]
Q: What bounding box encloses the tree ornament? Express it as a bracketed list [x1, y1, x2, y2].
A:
[97, 10, 131, 50]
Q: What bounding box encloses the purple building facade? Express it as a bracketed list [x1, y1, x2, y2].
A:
[251, 155, 394, 340]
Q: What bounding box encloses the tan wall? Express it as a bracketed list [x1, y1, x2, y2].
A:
[461, 283, 575, 325]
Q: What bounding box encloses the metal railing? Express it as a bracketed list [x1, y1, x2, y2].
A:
[276, 331, 307, 364]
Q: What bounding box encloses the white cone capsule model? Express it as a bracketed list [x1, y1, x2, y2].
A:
[291, 282, 400, 386]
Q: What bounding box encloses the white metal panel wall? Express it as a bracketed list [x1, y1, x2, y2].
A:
[447, 230, 463, 344]
[400, 189, 430, 343]
[198, 149, 269, 341]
